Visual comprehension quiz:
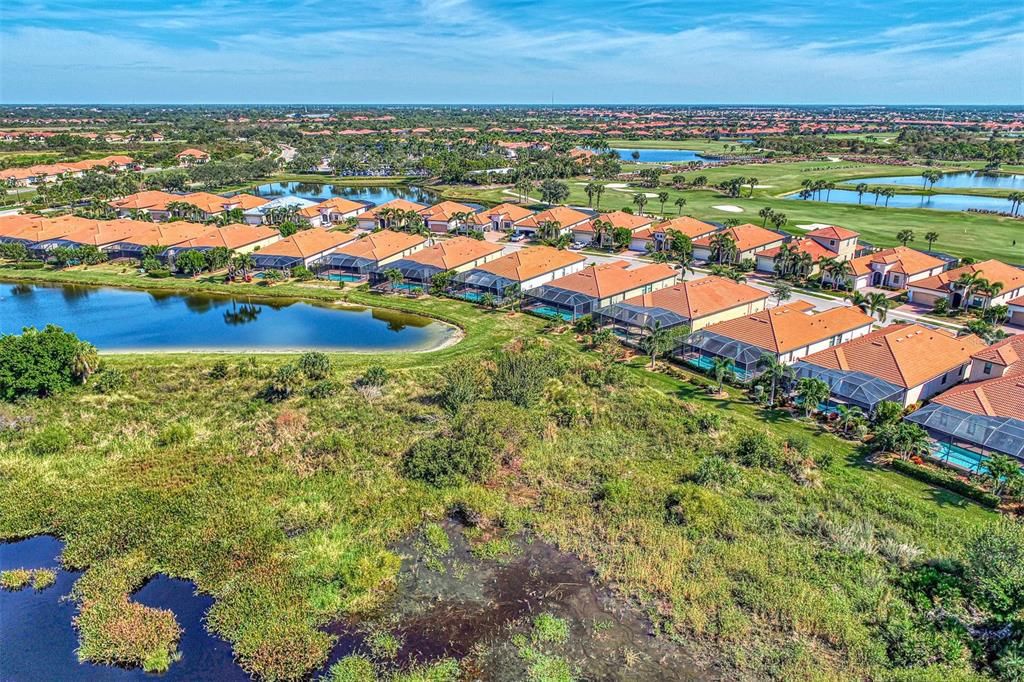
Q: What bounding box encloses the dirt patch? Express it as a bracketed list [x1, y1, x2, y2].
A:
[320, 520, 712, 680]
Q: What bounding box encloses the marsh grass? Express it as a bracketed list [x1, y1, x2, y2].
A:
[0, 568, 33, 590]
[0, 293, 998, 681]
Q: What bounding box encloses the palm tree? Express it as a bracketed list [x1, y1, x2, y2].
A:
[384, 267, 405, 293]
[632, 193, 648, 216]
[708, 232, 736, 265]
[640, 320, 682, 368]
[953, 271, 989, 310]
[835, 404, 865, 437]
[674, 197, 687, 215]
[978, 280, 1004, 310]
[881, 188, 895, 207]
[865, 292, 892, 321]
[538, 220, 563, 242]
[816, 256, 838, 287]
[593, 184, 605, 210]
[826, 259, 853, 290]
[746, 177, 758, 198]
[711, 356, 734, 393]
[796, 377, 830, 417]
[515, 179, 532, 204]
[71, 341, 100, 385]
[655, 191, 669, 216]
[591, 218, 614, 249]
[584, 182, 599, 207]
[855, 183, 868, 204]
[757, 353, 793, 406]
[770, 212, 787, 230]
[759, 206, 773, 227]
[230, 253, 255, 279]
[1007, 191, 1024, 216]
[896, 229, 914, 247]
[924, 231, 940, 251]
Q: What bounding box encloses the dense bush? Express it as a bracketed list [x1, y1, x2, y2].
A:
[359, 365, 388, 387]
[889, 459, 1000, 508]
[94, 368, 127, 394]
[492, 345, 563, 407]
[0, 325, 98, 401]
[298, 352, 331, 381]
[28, 424, 71, 456]
[729, 429, 784, 469]
[437, 363, 487, 414]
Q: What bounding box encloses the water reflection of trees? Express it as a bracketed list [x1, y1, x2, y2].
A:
[59, 286, 92, 303]
[10, 284, 33, 296]
[371, 308, 431, 332]
[223, 300, 263, 326]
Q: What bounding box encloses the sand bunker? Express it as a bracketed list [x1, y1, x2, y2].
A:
[712, 205, 744, 213]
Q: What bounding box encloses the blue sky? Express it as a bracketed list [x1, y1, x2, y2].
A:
[1, 0, 1022, 104]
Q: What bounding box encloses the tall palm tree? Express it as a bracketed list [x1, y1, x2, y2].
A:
[584, 182, 599, 207]
[674, 197, 687, 215]
[657, 191, 669, 216]
[71, 341, 100, 385]
[924, 231, 940, 251]
[711, 356, 734, 393]
[953, 272, 989, 310]
[896, 229, 915, 247]
[882, 188, 895, 207]
[708, 232, 736, 265]
[865, 292, 892, 321]
[855, 183, 868, 204]
[632, 193, 648, 216]
[593, 184, 605, 210]
[826, 259, 853, 290]
[816, 256, 838, 287]
[591, 218, 614, 249]
[746, 177, 759, 197]
[384, 267, 405, 293]
[835, 404, 865, 437]
[757, 353, 794, 407]
[978, 280, 1004, 310]
[759, 206, 773, 226]
[641, 320, 681, 368]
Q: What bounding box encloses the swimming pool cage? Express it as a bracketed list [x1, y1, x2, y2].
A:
[906, 403, 1024, 468]
[679, 329, 771, 381]
[367, 259, 443, 289]
[311, 252, 377, 278]
[593, 303, 690, 343]
[450, 269, 519, 304]
[250, 253, 304, 271]
[790, 361, 905, 413]
[523, 285, 598, 321]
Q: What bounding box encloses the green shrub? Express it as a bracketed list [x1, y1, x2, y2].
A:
[290, 265, 314, 281]
[492, 346, 557, 407]
[532, 613, 570, 645]
[437, 363, 486, 414]
[146, 268, 172, 278]
[298, 352, 331, 380]
[695, 410, 723, 432]
[209, 360, 229, 380]
[730, 430, 784, 469]
[0, 569, 32, 590]
[266, 363, 303, 400]
[963, 520, 1024, 616]
[889, 459, 1000, 508]
[32, 568, 57, 590]
[0, 325, 97, 401]
[693, 455, 741, 488]
[94, 368, 127, 394]
[308, 380, 339, 399]
[359, 365, 388, 387]
[156, 422, 193, 447]
[29, 425, 71, 456]
[665, 484, 731, 535]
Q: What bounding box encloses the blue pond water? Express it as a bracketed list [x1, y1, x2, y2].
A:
[1, 281, 453, 352]
[609, 148, 711, 164]
[252, 182, 437, 205]
[842, 171, 1024, 191]
[784, 189, 1017, 213]
[0, 536, 249, 681]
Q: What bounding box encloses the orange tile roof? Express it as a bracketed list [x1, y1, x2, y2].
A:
[115, 222, 211, 247]
[802, 323, 986, 388]
[546, 261, 678, 298]
[182, 192, 232, 214]
[933, 374, 1024, 419]
[848, 246, 947, 277]
[334, 230, 426, 261]
[623, 275, 769, 319]
[53, 219, 151, 247]
[484, 202, 535, 222]
[805, 225, 859, 241]
[109, 190, 179, 211]
[760, 238, 838, 260]
[701, 302, 874, 355]
[419, 201, 477, 221]
[361, 198, 429, 218]
[575, 210, 653, 234]
[971, 334, 1024, 370]
[475, 245, 585, 282]
[911, 259, 1024, 294]
[693, 224, 784, 252]
[173, 224, 280, 250]
[224, 193, 270, 210]
[407, 236, 503, 270]
[315, 197, 367, 215]
[0, 213, 44, 237]
[175, 148, 208, 158]
[517, 206, 592, 229]
[635, 216, 718, 241]
[255, 228, 356, 259]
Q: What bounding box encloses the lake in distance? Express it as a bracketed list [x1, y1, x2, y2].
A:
[251, 182, 437, 204]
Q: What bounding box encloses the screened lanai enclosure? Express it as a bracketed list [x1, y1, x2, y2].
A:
[451, 270, 519, 304]
[679, 329, 769, 381]
[906, 403, 1024, 470]
[523, 286, 597, 321]
[311, 253, 376, 280]
[103, 242, 150, 261]
[790, 361, 905, 412]
[368, 259, 442, 292]
[251, 253, 303, 271]
[593, 303, 690, 343]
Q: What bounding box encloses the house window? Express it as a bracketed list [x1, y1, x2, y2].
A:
[829, 335, 841, 347]
[829, 240, 836, 247]
[941, 374, 947, 385]
[983, 362, 993, 375]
